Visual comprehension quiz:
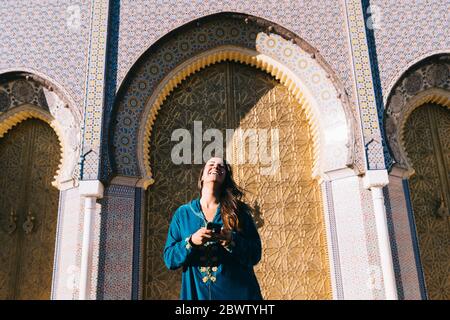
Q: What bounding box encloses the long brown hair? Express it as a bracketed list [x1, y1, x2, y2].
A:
[197, 160, 246, 232]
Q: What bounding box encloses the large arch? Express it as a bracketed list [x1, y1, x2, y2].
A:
[0, 71, 82, 189]
[105, 12, 365, 300]
[384, 53, 450, 300]
[109, 13, 360, 187]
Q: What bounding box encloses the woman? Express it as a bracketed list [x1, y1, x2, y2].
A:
[163, 157, 263, 300]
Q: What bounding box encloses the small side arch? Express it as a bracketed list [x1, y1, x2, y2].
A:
[385, 53, 450, 175]
[0, 71, 82, 189]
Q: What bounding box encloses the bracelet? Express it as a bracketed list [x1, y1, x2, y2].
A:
[185, 237, 192, 250]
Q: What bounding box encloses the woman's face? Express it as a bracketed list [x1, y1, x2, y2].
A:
[201, 157, 226, 185]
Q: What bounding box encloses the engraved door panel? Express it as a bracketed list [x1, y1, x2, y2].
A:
[230, 63, 331, 299]
[0, 122, 29, 299]
[144, 62, 331, 299]
[404, 103, 450, 300]
[0, 119, 60, 299]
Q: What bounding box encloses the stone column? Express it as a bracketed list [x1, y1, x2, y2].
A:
[363, 170, 398, 300]
[51, 186, 82, 299]
[321, 168, 385, 299]
[78, 180, 104, 300]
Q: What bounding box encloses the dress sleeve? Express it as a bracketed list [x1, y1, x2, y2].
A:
[225, 210, 262, 268]
[163, 209, 194, 270]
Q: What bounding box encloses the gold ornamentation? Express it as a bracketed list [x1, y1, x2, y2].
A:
[143, 62, 331, 299]
[0, 107, 66, 188]
[0, 118, 60, 299]
[404, 103, 450, 300]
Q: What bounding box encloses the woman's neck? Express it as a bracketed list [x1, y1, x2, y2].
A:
[200, 183, 220, 208]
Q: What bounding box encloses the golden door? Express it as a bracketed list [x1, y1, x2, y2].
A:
[404, 103, 450, 300]
[144, 61, 331, 299]
[0, 118, 60, 299]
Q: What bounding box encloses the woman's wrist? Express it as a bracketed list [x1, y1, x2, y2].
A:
[188, 234, 200, 247]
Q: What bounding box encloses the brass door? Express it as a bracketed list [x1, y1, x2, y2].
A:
[404, 103, 450, 300]
[0, 118, 60, 299]
[144, 61, 331, 299]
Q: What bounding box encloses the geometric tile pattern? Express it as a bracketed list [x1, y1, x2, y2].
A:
[97, 185, 135, 300]
[80, 0, 110, 180]
[0, 1, 91, 112]
[344, 0, 386, 170]
[115, 0, 356, 106]
[370, 0, 450, 104]
[386, 174, 423, 300]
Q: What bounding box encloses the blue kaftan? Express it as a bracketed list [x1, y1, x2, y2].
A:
[163, 198, 263, 300]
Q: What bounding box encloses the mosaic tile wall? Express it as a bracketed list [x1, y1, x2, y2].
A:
[0, 0, 92, 112]
[115, 0, 356, 105]
[370, 0, 450, 103]
[359, 179, 385, 299]
[97, 185, 136, 300]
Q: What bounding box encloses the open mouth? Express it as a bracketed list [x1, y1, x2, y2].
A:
[208, 169, 222, 176]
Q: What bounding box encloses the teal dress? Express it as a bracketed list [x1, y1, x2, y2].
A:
[163, 198, 263, 300]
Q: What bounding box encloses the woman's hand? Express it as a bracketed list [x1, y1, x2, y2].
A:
[190, 227, 213, 246]
[213, 228, 232, 247]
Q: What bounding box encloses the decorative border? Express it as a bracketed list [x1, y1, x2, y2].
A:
[132, 187, 143, 300]
[402, 179, 428, 299]
[344, 0, 386, 170]
[80, 0, 110, 180]
[382, 186, 404, 299]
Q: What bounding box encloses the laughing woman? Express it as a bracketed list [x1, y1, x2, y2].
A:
[163, 157, 263, 300]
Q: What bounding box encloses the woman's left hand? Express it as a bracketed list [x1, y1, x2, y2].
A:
[212, 228, 232, 247]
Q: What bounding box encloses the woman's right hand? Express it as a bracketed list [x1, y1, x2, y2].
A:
[190, 227, 213, 246]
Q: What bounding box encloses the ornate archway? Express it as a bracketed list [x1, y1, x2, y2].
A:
[110, 13, 360, 300]
[0, 72, 82, 299]
[0, 72, 82, 189]
[403, 102, 450, 300]
[385, 54, 450, 299]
